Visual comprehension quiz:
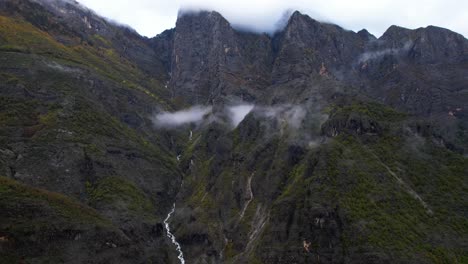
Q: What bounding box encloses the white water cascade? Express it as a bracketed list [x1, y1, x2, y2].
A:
[164, 203, 185, 264]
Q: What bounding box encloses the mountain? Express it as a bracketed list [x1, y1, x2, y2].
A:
[0, 0, 180, 262]
[0, 1, 467, 263]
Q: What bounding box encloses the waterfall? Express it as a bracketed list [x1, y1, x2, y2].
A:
[164, 203, 185, 264]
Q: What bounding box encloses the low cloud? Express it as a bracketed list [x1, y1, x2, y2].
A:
[152, 102, 329, 150]
[152, 103, 328, 147]
[247, 104, 329, 149]
[77, 0, 468, 39]
[358, 41, 413, 63]
[227, 104, 254, 127]
[255, 105, 307, 130]
[152, 105, 212, 127]
[45, 61, 82, 73]
[153, 104, 253, 129]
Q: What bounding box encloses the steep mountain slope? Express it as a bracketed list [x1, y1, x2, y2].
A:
[162, 10, 468, 264]
[165, 9, 468, 152]
[173, 101, 467, 263]
[0, 0, 182, 262]
[0, 1, 467, 264]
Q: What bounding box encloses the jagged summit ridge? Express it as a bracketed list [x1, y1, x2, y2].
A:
[167, 9, 467, 107]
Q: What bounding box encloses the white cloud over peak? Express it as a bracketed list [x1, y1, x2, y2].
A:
[77, 0, 468, 38]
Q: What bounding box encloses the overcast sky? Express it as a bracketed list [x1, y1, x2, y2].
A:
[76, 0, 467, 38]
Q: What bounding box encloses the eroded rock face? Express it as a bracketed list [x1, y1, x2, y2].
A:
[378, 25, 468, 64]
[271, 11, 366, 83]
[167, 10, 468, 120]
[169, 11, 274, 104]
[170, 11, 229, 103]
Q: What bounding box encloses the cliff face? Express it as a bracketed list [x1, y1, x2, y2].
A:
[0, 1, 467, 264]
[168, 11, 275, 104]
[172, 9, 468, 146]
[168, 10, 467, 119]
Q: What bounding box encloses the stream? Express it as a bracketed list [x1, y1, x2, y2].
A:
[163, 129, 192, 263]
[164, 203, 185, 264]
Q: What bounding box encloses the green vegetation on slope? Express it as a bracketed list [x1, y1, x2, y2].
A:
[0, 15, 170, 107]
[0, 176, 120, 263]
[174, 99, 468, 263]
[87, 176, 157, 221]
[0, 8, 181, 263]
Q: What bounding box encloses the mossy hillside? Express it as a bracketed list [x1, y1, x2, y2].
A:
[176, 153, 222, 237]
[0, 95, 160, 159]
[0, 81, 179, 264]
[0, 16, 70, 56]
[0, 96, 39, 127]
[0, 72, 21, 85]
[275, 162, 308, 201]
[0, 18, 173, 163]
[0, 176, 137, 263]
[87, 176, 157, 222]
[0, 16, 182, 260]
[332, 100, 407, 123]
[175, 100, 467, 263]
[0, 176, 114, 234]
[173, 126, 250, 256]
[177, 121, 316, 261]
[0, 15, 176, 168]
[0, 71, 180, 204]
[97, 94, 466, 263]
[338, 134, 466, 262]
[0, 15, 171, 107]
[257, 101, 467, 263]
[0, 61, 176, 172]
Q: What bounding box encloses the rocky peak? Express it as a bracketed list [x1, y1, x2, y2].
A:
[379, 24, 468, 63]
[272, 11, 366, 83]
[175, 10, 231, 32]
[168, 10, 371, 103]
[163, 8, 468, 108]
[380, 25, 412, 41]
[411, 26, 468, 63]
[357, 29, 377, 41]
[4, 0, 168, 78]
[150, 29, 175, 77]
[170, 10, 254, 104]
[282, 11, 320, 42]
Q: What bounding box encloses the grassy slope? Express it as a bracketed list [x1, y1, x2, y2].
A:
[0, 176, 122, 263]
[0, 12, 180, 263]
[0, 14, 177, 176]
[176, 101, 468, 263]
[0, 15, 170, 106]
[265, 103, 467, 263]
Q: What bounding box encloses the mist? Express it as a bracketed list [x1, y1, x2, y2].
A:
[227, 105, 254, 127]
[358, 41, 413, 63]
[254, 105, 307, 130]
[152, 103, 309, 130]
[153, 102, 329, 149]
[152, 105, 212, 127]
[45, 61, 82, 73]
